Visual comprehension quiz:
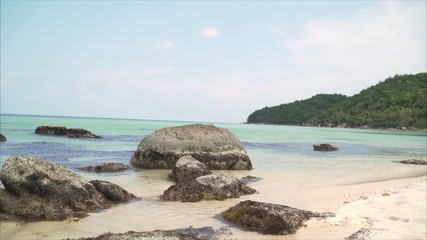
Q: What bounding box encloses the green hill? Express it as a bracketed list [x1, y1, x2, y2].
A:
[247, 73, 427, 129]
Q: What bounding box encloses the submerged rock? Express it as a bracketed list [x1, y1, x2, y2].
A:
[90, 180, 136, 202]
[35, 125, 101, 138]
[79, 163, 132, 173]
[400, 159, 427, 165]
[0, 133, 6, 142]
[0, 156, 135, 221]
[223, 200, 334, 235]
[170, 156, 212, 183]
[68, 227, 230, 240]
[313, 143, 338, 151]
[163, 173, 256, 202]
[130, 124, 252, 170]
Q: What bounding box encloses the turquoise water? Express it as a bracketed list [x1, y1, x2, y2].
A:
[1, 114, 426, 240]
[1, 114, 426, 174]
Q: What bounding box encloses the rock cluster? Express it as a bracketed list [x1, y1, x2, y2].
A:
[131, 124, 252, 170]
[163, 156, 256, 202]
[164, 173, 256, 202]
[79, 163, 132, 173]
[313, 143, 338, 151]
[222, 200, 334, 235]
[0, 156, 135, 221]
[0, 133, 6, 142]
[169, 155, 212, 183]
[35, 125, 101, 138]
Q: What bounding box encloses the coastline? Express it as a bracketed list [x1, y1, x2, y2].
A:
[1, 170, 425, 240]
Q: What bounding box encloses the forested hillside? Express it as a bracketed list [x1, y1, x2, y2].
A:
[247, 73, 427, 129]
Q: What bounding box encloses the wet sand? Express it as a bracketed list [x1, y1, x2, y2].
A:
[1, 167, 426, 240]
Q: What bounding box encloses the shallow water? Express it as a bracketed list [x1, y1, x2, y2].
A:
[0, 114, 426, 239]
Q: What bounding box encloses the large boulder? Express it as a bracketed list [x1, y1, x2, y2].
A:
[163, 173, 256, 202]
[0, 133, 6, 142]
[223, 200, 334, 235]
[313, 143, 338, 151]
[0, 156, 135, 221]
[170, 156, 212, 183]
[131, 124, 252, 170]
[35, 125, 101, 138]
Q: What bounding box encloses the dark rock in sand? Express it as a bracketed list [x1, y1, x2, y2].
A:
[0, 133, 6, 142]
[68, 227, 230, 240]
[79, 163, 132, 173]
[131, 124, 252, 170]
[35, 125, 68, 135]
[170, 156, 212, 183]
[222, 200, 334, 235]
[313, 143, 338, 151]
[90, 180, 136, 202]
[163, 173, 256, 202]
[0, 156, 135, 221]
[35, 125, 101, 138]
[400, 159, 427, 165]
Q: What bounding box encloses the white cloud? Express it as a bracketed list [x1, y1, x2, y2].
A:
[85, 66, 176, 92]
[280, 1, 426, 78]
[42, 82, 60, 96]
[201, 27, 220, 38]
[154, 41, 174, 52]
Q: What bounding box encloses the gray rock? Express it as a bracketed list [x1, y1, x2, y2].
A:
[400, 159, 427, 165]
[0, 133, 6, 142]
[90, 180, 136, 202]
[170, 156, 212, 183]
[67, 226, 230, 240]
[313, 143, 338, 151]
[35, 125, 101, 138]
[79, 163, 132, 173]
[222, 200, 334, 235]
[35, 125, 68, 135]
[163, 173, 256, 202]
[0, 156, 135, 221]
[66, 128, 101, 138]
[131, 124, 252, 170]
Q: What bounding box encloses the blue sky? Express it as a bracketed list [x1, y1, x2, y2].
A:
[1, 1, 426, 123]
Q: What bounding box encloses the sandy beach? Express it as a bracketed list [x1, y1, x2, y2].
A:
[1, 168, 425, 240]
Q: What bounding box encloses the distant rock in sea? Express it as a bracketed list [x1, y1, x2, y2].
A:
[131, 124, 252, 170]
[0, 156, 135, 221]
[313, 143, 338, 151]
[35, 125, 101, 138]
[223, 200, 334, 235]
[0, 133, 6, 142]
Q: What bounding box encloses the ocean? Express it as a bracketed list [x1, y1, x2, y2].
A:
[0, 114, 426, 239]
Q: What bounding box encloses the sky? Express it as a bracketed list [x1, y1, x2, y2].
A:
[1, 1, 426, 123]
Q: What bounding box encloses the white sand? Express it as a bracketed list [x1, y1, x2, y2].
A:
[0, 170, 426, 240]
[327, 178, 427, 240]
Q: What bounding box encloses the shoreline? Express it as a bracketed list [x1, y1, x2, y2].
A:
[1, 171, 425, 240]
[244, 122, 427, 133]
